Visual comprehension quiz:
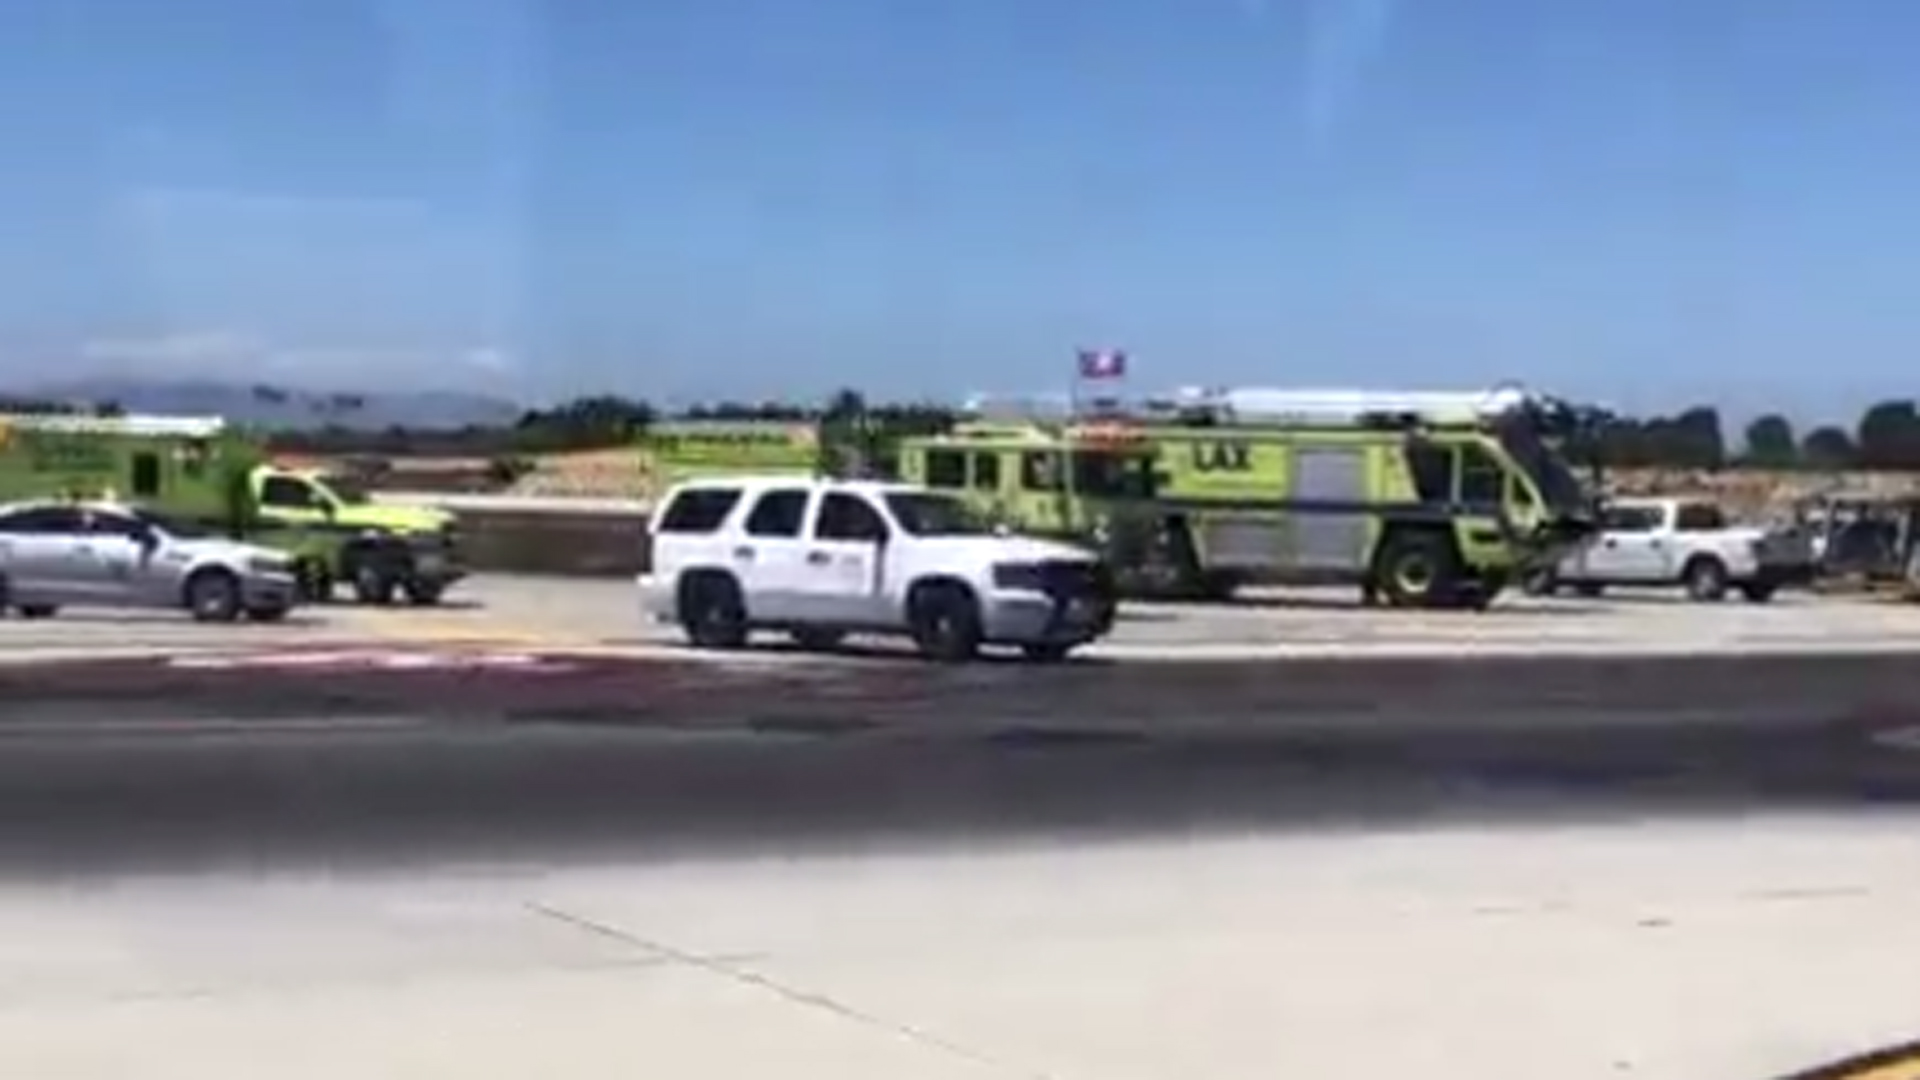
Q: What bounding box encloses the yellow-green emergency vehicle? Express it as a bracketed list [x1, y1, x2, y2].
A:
[0, 412, 463, 604]
[896, 385, 1598, 608]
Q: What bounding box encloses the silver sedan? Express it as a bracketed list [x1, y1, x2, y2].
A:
[0, 501, 299, 622]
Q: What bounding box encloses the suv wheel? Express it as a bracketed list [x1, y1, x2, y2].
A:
[680, 573, 749, 650]
[908, 583, 983, 663]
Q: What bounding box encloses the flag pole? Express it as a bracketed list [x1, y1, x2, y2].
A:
[1065, 350, 1080, 533]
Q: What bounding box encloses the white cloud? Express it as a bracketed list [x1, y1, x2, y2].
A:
[75, 330, 514, 388]
[79, 330, 265, 366]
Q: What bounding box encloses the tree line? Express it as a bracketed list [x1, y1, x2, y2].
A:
[8, 389, 1920, 471]
[271, 391, 1920, 473]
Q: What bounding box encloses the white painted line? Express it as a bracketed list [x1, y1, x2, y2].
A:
[165, 650, 581, 673]
[0, 715, 431, 737]
[1868, 726, 1920, 753]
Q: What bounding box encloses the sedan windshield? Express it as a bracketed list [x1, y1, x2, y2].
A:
[883, 492, 996, 537]
[131, 509, 213, 540]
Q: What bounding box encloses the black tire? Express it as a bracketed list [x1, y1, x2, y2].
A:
[789, 628, 846, 651]
[908, 582, 984, 663]
[1372, 530, 1461, 609]
[185, 570, 243, 623]
[352, 564, 396, 605]
[679, 573, 749, 650]
[403, 580, 446, 606]
[1021, 642, 1076, 663]
[1682, 557, 1729, 602]
[295, 560, 333, 603]
[1739, 581, 1778, 604]
[15, 604, 56, 619]
[1195, 570, 1243, 602]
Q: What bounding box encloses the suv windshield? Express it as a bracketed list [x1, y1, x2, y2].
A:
[883, 492, 996, 537]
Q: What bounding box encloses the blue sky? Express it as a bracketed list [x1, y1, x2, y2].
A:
[0, 0, 1913, 421]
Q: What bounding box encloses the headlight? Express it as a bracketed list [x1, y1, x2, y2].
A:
[991, 563, 1048, 591]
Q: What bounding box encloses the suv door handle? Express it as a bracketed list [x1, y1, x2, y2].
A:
[805, 550, 830, 565]
[731, 546, 755, 561]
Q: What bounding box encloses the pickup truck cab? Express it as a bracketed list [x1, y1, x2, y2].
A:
[637, 475, 1119, 662]
[1526, 496, 1815, 603]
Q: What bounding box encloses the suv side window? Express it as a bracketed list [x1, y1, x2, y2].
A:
[656, 487, 743, 534]
[743, 489, 809, 537]
[814, 493, 890, 542]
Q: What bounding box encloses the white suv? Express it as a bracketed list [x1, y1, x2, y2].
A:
[637, 476, 1118, 662]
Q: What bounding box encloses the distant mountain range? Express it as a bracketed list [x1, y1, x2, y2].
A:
[15, 378, 526, 431]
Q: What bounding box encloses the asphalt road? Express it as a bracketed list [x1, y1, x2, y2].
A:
[5, 650, 1920, 876]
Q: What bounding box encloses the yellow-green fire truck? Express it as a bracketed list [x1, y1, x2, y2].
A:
[636, 418, 892, 493]
[0, 412, 463, 605]
[897, 385, 1598, 609]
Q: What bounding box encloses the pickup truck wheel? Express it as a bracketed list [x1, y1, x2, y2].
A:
[352, 565, 396, 605]
[1739, 581, 1778, 603]
[294, 560, 333, 603]
[402, 580, 446, 606]
[679, 573, 749, 650]
[789, 628, 846, 651]
[185, 570, 243, 623]
[1374, 531, 1460, 609]
[908, 583, 983, 663]
[1682, 556, 1729, 602]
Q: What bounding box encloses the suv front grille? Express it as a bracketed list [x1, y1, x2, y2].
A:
[1036, 560, 1117, 605]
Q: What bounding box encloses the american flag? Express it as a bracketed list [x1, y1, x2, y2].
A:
[1076, 348, 1127, 380]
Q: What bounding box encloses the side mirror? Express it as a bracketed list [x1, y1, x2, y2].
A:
[135, 526, 160, 552]
[320, 501, 337, 519]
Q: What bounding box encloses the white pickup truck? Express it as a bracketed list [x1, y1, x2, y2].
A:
[1524, 496, 1816, 603]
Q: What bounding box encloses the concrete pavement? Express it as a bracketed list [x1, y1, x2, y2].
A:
[2, 580, 1920, 1078]
[0, 698, 1919, 1080]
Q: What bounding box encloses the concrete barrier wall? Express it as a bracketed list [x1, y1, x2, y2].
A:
[457, 508, 647, 577]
